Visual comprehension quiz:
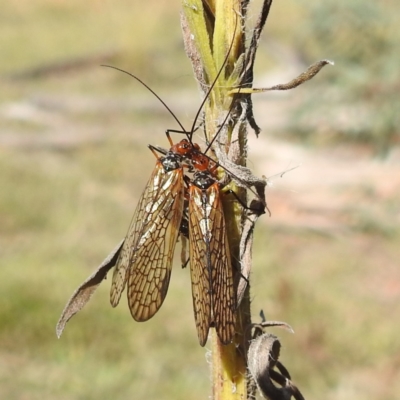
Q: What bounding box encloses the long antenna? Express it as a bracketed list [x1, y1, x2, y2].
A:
[188, 17, 239, 143]
[101, 65, 186, 133]
[101, 17, 238, 147]
[203, 88, 239, 155]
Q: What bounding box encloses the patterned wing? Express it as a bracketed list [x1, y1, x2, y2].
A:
[188, 186, 212, 346]
[110, 162, 184, 321]
[127, 167, 185, 320]
[188, 183, 236, 346]
[206, 184, 236, 345]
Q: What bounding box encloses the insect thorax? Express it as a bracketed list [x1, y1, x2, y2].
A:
[161, 153, 182, 171]
[193, 171, 215, 190]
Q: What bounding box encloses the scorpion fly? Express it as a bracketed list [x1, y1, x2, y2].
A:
[187, 153, 236, 346]
[102, 66, 205, 322]
[110, 135, 198, 321]
[105, 25, 240, 343]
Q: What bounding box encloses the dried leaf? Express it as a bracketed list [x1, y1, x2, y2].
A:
[248, 333, 305, 400]
[232, 59, 334, 94]
[56, 240, 124, 338]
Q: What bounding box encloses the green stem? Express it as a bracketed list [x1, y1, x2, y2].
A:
[181, 1, 251, 399]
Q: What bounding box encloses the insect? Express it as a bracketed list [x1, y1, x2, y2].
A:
[110, 135, 198, 321]
[187, 153, 236, 346]
[105, 24, 245, 345]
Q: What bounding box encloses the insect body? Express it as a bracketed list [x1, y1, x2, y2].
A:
[105, 31, 240, 344]
[110, 138, 196, 321]
[187, 155, 236, 346]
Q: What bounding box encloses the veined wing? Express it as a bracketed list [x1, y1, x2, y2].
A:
[110, 161, 185, 321]
[206, 184, 236, 345]
[188, 183, 236, 346]
[188, 185, 212, 346]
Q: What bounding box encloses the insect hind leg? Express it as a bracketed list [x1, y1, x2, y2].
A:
[224, 189, 266, 216]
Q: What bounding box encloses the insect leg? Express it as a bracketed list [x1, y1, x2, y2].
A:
[223, 188, 266, 215]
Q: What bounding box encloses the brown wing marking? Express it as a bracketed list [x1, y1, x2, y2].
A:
[110, 162, 184, 321]
[189, 183, 236, 346]
[206, 184, 236, 345]
[127, 169, 184, 321]
[188, 185, 212, 346]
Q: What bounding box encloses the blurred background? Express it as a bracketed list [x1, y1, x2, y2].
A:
[1, 0, 399, 399]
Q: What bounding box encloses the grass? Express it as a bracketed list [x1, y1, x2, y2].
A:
[1, 1, 400, 399]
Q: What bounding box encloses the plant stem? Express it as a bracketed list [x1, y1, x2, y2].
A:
[181, 1, 253, 399]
